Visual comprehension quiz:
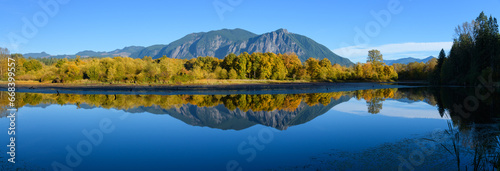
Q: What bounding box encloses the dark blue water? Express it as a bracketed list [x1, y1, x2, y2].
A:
[0, 88, 498, 170]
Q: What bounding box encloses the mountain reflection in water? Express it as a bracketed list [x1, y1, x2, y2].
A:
[1, 87, 500, 170]
[1, 88, 439, 131]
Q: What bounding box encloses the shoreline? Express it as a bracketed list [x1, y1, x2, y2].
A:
[0, 81, 428, 95]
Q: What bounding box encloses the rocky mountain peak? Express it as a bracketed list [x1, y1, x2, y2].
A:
[275, 28, 289, 34]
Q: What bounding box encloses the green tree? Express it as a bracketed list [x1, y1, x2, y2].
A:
[443, 12, 499, 84]
[258, 53, 273, 79]
[305, 58, 321, 80]
[84, 60, 102, 81]
[319, 58, 331, 68]
[235, 53, 249, 79]
[99, 58, 116, 82]
[432, 49, 447, 84]
[55, 59, 67, 68]
[24, 59, 43, 72]
[271, 56, 288, 80]
[367, 49, 384, 65]
[12, 54, 27, 76]
[228, 68, 238, 79]
[75, 55, 82, 65]
[0, 48, 9, 80]
[214, 66, 228, 79]
[223, 53, 237, 71]
[280, 53, 302, 79]
[63, 63, 81, 81]
[249, 53, 262, 79]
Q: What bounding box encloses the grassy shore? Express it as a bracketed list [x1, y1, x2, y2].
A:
[2, 79, 312, 86]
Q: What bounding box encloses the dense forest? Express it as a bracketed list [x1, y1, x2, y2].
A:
[432, 12, 500, 85]
[0, 12, 497, 85]
[384, 12, 500, 84]
[0, 49, 400, 84]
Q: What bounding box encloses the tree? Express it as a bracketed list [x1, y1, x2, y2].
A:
[367, 49, 384, 65]
[258, 53, 273, 79]
[63, 63, 81, 81]
[75, 55, 82, 65]
[0, 48, 10, 80]
[228, 68, 238, 79]
[305, 58, 319, 79]
[12, 54, 26, 75]
[214, 66, 228, 79]
[142, 56, 153, 62]
[235, 53, 249, 79]
[99, 58, 116, 82]
[442, 12, 499, 84]
[24, 59, 43, 72]
[249, 53, 262, 79]
[432, 49, 447, 84]
[84, 60, 102, 81]
[319, 58, 331, 68]
[144, 62, 160, 82]
[158, 56, 185, 83]
[280, 53, 302, 79]
[271, 56, 288, 80]
[55, 59, 67, 68]
[223, 53, 237, 71]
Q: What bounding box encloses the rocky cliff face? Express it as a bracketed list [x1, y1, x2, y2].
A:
[229, 29, 306, 58]
[152, 28, 256, 59]
[144, 28, 353, 66]
[23, 28, 354, 66]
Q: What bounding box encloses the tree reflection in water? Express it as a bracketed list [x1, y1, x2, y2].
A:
[1, 87, 499, 170]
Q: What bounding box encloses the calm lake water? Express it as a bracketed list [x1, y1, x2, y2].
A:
[0, 87, 499, 170]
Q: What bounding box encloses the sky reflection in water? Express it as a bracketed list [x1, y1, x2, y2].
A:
[0, 88, 497, 170]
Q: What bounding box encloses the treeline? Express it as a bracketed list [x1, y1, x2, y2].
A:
[387, 12, 500, 83]
[0, 88, 437, 115]
[0, 50, 400, 84]
[434, 12, 500, 85]
[0, 88, 442, 116]
[357, 12, 500, 83]
[392, 58, 437, 80]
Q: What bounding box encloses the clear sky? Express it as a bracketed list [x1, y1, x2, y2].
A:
[1, 0, 499, 63]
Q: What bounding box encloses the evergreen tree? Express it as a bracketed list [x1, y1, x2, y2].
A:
[432, 49, 446, 84]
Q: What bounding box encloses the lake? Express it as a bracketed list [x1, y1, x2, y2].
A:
[1, 87, 499, 170]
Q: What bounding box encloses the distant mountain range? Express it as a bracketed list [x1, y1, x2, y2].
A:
[23, 46, 146, 59]
[22, 28, 354, 66]
[384, 56, 436, 65]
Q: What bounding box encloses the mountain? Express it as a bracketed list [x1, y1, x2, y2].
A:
[23, 28, 353, 66]
[384, 56, 436, 65]
[131, 44, 166, 59]
[24, 29, 353, 66]
[139, 28, 353, 66]
[23, 52, 51, 58]
[23, 46, 145, 59]
[148, 28, 257, 59]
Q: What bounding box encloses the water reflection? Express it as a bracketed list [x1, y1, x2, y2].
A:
[433, 87, 500, 170]
[1, 87, 499, 170]
[283, 87, 500, 170]
[0, 88, 437, 130]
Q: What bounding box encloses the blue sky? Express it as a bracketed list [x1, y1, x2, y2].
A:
[1, 0, 499, 63]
